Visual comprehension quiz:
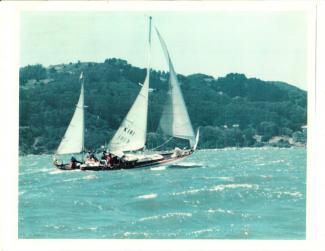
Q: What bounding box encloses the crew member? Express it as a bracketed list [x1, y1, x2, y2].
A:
[70, 156, 82, 169]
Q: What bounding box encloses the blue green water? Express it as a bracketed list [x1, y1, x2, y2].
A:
[19, 148, 306, 239]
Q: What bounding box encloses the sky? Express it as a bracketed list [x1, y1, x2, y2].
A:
[20, 11, 308, 90]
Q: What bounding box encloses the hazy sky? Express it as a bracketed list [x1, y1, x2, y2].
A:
[21, 11, 308, 89]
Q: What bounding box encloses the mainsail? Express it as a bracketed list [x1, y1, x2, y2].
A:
[56, 73, 85, 154]
[108, 17, 152, 154]
[155, 28, 196, 147]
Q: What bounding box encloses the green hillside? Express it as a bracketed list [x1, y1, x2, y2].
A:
[19, 59, 307, 155]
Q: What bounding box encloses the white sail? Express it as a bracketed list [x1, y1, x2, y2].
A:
[56, 73, 84, 154]
[108, 74, 149, 153]
[156, 28, 196, 147]
[108, 17, 152, 153]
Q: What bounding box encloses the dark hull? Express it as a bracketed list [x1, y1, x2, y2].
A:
[53, 151, 193, 171]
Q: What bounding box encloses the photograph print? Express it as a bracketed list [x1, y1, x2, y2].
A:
[19, 7, 308, 239]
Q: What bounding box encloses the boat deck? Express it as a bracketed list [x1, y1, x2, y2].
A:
[54, 150, 193, 171]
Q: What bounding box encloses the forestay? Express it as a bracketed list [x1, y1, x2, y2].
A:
[156, 28, 196, 147]
[56, 73, 85, 154]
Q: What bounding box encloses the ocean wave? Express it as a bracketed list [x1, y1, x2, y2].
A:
[217, 176, 235, 181]
[273, 191, 303, 198]
[136, 193, 158, 199]
[210, 183, 259, 192]
[202, 176, 234, 182]
[83, 174, 98, 180]
[150, 166, 166, 171]
[19, 167, 51, 176]
[191, 228, 218, 235]
[171, 183, 259, 196]
[271, 160, 285, 164]
[199, 147, 273, 152]
[45, 224, 66, 230]
[63, 174, 98, 182]
[207, 208, 234, 215]
[173, 162, 203, 167]
[49, 169, 80, 175]
[49, 169, 64, 175]
[138, 212, 192, 222]
[123, 232, 149, 237]
[77, 226, 98, 232]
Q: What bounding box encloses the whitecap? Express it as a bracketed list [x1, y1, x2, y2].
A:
[217, 176, 235, 182]
[202, 176, 234, 181]
[136, 193, 157, 199]
[192, 228, 215, 235]
[138, 215, 160, 221]
[209, 183, 259, 192]
[174, 162, 202, 167]
[271, 159, 285, 164]
[274, 191, 303, 198]
[123, 232, 149, 237]
[49, 169, 64, 175]
[164, 212, 192, 218]
[83, 175, 98, 180]
[63, 174, 98, 182]
[49, 169, 80, 175]
[171, 183, 259, 196]
[77, 226, 98, 232]
[138, 212, 192, 222]
[150, 166, 166, 171]
[171, 188, 204, 196]
[207, 208, 234, 215]
[39, 167, 51, 173]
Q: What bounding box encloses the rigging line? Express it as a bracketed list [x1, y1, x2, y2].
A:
[149, 137, 174, 151]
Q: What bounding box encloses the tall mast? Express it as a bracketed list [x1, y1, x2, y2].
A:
[148, 16, 152, 45]
[146, 16, 152, 85]
[144, 16, 152, 149]
[80, 72, 85, 157]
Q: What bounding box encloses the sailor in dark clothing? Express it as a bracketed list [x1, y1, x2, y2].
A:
[108, 153, 113, 167]
[70, 156, 82, 169]
[101, 150, 107, 160]
[90, 153, 98, 161]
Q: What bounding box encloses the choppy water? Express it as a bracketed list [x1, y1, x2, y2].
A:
[19, 148, 306, 239]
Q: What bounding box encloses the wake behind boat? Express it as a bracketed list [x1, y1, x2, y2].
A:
[53, 17, 199, 171]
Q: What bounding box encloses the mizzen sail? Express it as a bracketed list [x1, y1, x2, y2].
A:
[108, 17, 152, 153]
[156, 28, 196, 147]
[56, 72, 85, 154]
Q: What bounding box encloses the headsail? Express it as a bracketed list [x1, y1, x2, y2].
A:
[56, 72, 85, 154]
[108, 17, 152, 153]
[156, 28, 196, 148]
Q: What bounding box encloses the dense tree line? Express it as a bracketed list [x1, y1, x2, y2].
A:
[19, 59, 307, 154]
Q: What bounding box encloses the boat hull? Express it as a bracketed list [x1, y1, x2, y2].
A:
[53, 150, 193, 171]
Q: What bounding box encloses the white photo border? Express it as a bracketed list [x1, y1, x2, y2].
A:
[0, 1, 322, 251]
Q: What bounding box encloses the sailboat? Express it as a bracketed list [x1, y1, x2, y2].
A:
[53, 17, 199, 171]
[53, 72, 85, 170]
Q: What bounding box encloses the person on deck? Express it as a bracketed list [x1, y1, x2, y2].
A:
[100, 151, 110, 167]
[85, 151, 99, 165]
[108, 153, 114, 167]
[69, 156, 82, 169]
[88, 151, 98, 162]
